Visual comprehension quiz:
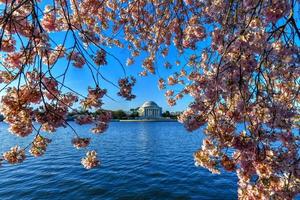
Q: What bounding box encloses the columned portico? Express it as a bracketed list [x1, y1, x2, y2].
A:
[138, 101, 162, 119]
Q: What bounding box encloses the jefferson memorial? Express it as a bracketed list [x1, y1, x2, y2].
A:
[138, 101, 162, 119]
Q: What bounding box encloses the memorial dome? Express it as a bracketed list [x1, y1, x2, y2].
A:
[141, 101, 159, 108]
[138, 101, 162, 119]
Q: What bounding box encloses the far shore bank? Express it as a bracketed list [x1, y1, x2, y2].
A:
[112, 119, 178, 122]
[0, 117, 178, 123]
[0, 115, 178, 123]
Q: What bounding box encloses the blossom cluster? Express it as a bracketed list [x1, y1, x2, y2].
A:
[34, 104, 68, 132]
[72, 137, 90, 149]
[81, 87, 106, 109]
[117, 77, 136, 100]
[75, 115, 94, 125]
[81, 150, 100, 169]
[1, 87, 34, 137]
[1, 37, 16, 52]
[0, 1, 299, 198]
[94, 49, 107, 66]
[29, 135, 52, 157]
[3, 146, 26, 164]
[91, 111, 112, 134]
[41, 6, 57, 32]
[68, 51, 85, 68]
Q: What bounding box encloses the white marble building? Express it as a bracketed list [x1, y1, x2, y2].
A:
[138, 101, 162, 119]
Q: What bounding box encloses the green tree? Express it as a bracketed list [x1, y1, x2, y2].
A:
[129, 107, 139, 118]
[162, 111, 171, 118]
[111, 110, 127, 119]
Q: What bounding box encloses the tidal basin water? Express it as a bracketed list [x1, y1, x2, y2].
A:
[0, 122, 238, 200]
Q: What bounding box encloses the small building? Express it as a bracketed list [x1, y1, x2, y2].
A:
[138, 101, 162, 119]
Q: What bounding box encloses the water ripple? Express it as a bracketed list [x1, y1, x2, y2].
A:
[0, 122, 238, 199]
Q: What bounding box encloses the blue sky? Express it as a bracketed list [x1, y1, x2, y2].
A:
[38, 22, 201, 113]
[0, 22, 208, 113]
[10, 27, 193, 113]
[0, 1, 214, 113]
[62, 45, 193, 112]
[0, 27, 193, 114]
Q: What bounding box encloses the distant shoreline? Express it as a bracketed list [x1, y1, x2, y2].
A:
[112, 119, 178, 122]
[0, 117, 178, 123]
[0, 115, 178, 123]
